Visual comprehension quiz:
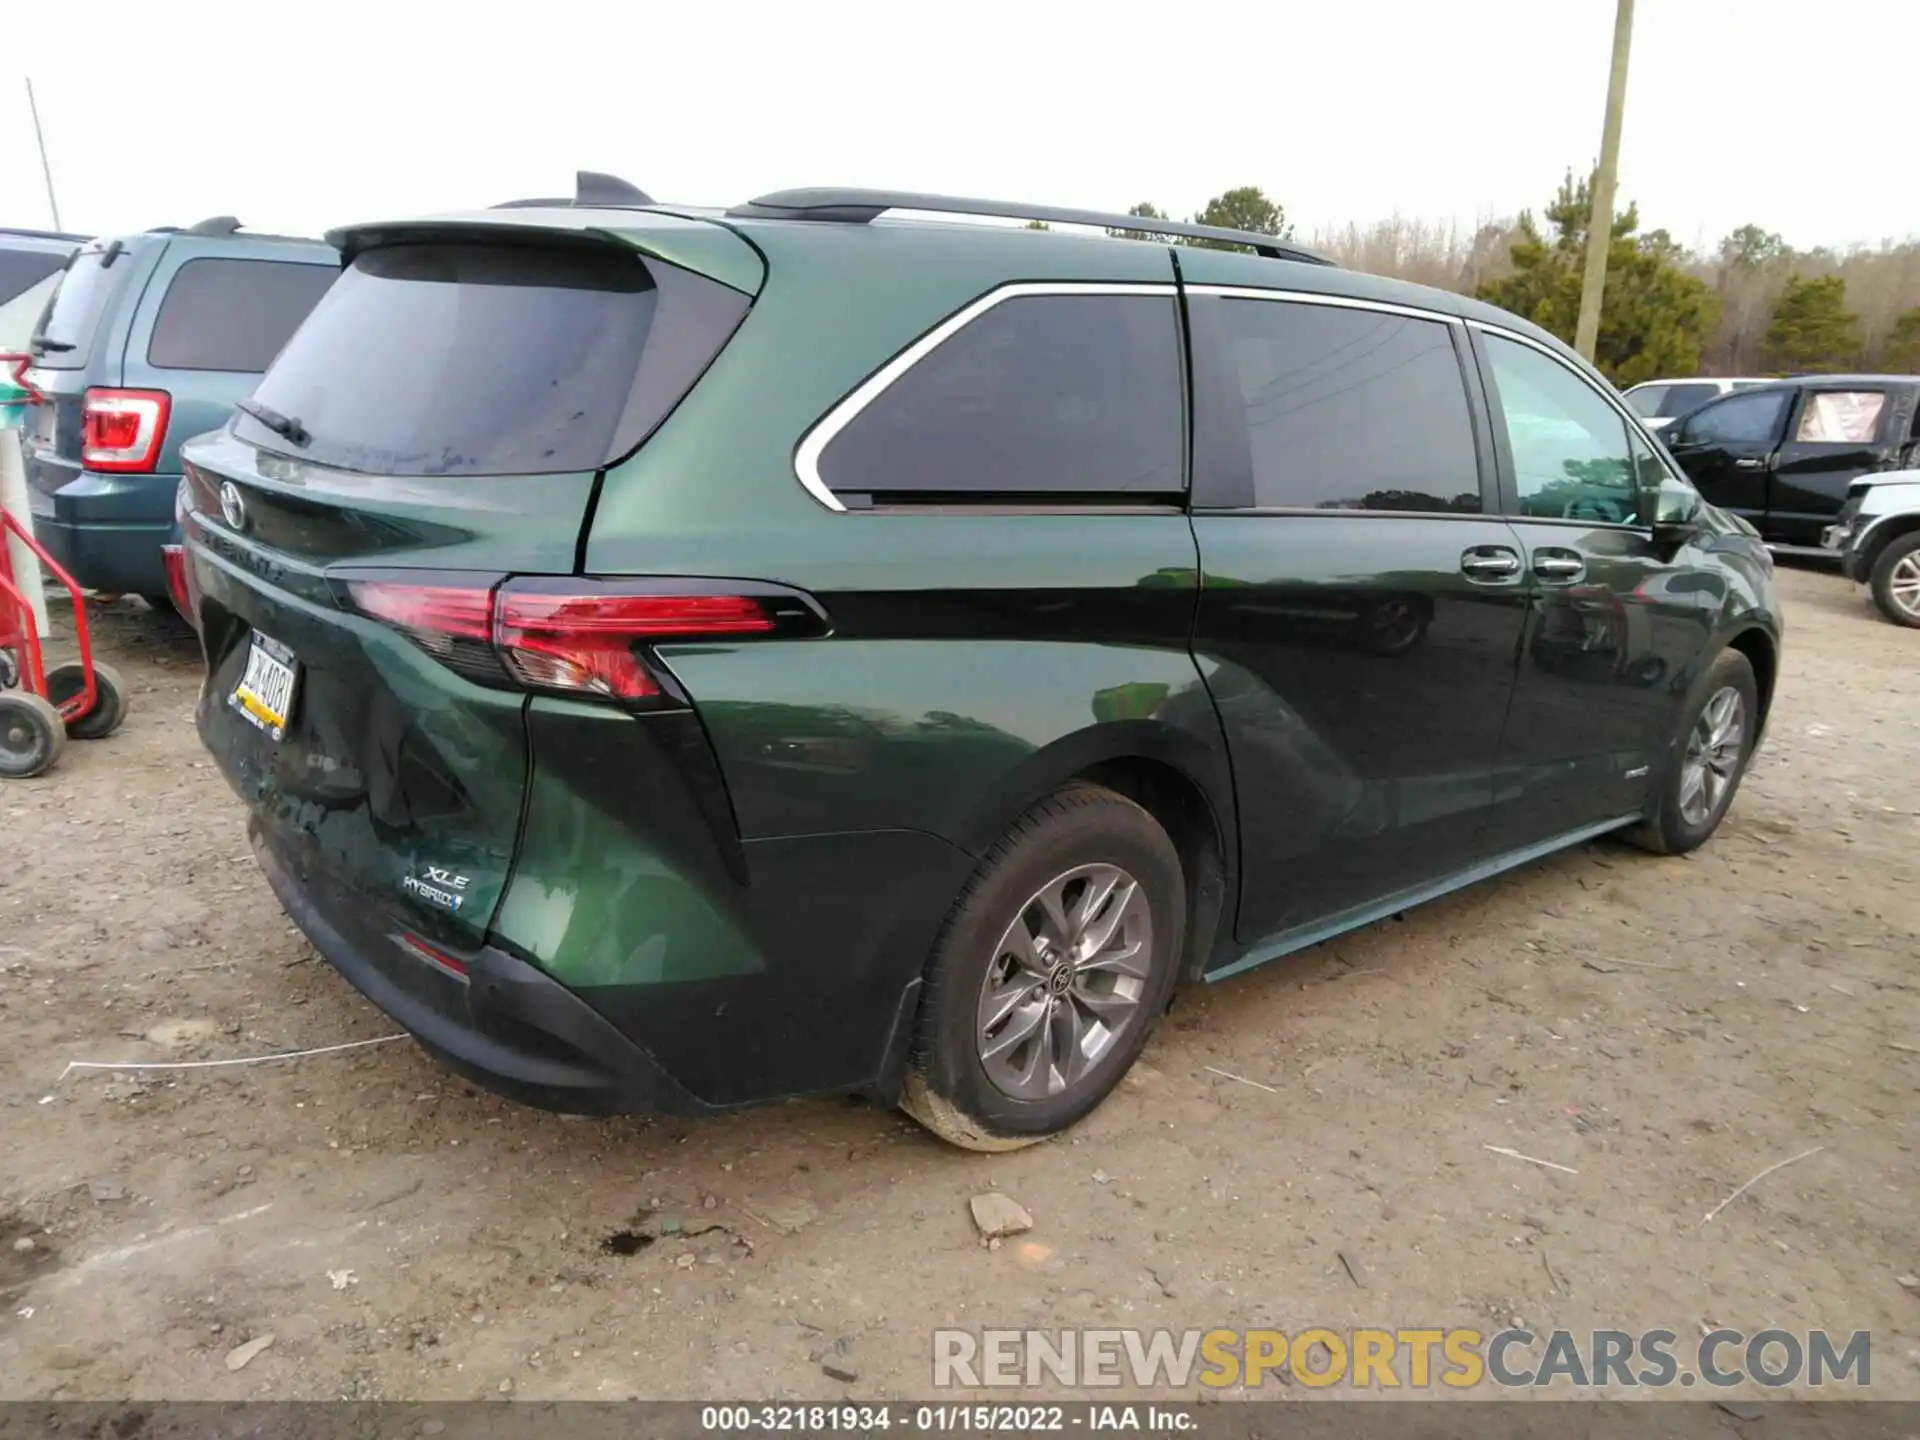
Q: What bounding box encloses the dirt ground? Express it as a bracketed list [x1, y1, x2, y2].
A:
[1, 563, 1915, 1402]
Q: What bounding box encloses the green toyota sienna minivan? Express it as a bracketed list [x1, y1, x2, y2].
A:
[180, 175, 1782, 1150]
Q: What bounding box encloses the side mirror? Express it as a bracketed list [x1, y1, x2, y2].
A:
[1650, 476, 1703, 546]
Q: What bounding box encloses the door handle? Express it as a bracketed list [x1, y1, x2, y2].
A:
[1732, 457, 1767, 471]
[1461, 547, 1521, 581]
[1533, 552, 1586, 583]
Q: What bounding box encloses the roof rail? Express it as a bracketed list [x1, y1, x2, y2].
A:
[727, 188, 1334, 265]
[493, 170, 656, 210]
[185, 215, 243, 237]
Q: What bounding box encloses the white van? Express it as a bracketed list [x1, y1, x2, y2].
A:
[1624, 376, 1772, 431]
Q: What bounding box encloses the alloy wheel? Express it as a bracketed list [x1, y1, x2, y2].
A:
[1678, 685, 1746, 827]
[1888, 553, 1920, 620]
[975, 862, 1154, 1100]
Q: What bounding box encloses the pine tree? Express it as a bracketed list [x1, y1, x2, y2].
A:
[1760, 276, 1861, 374]
[1879, 307, 1920, 373]
[1476, 171, 1719, 387]
[1187, 187, 1291, 250]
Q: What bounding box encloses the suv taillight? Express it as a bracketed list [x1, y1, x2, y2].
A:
[161, 544, 195, 622]
[343, 575, 816, 705]
[82, 388, 172, 473]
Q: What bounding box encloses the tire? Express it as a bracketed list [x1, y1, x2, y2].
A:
[0, 692, 67, 779]
[901, 783, 1185, 1151]
[45, 661, 129, 741]
[1868, 532, 1920, 629]
[1625, 648, 1759, 855]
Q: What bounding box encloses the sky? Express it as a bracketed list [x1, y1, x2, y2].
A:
[7, 0, 1916, 255]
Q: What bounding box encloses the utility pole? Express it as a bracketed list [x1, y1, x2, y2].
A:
[25, 78, 62, 232]
[1574, 0, 1634, 363]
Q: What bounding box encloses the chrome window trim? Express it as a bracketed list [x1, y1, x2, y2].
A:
[793, 280, 1180, 514]
[1184, 284, 1464, 328]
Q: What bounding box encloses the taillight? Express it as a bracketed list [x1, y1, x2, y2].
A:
[496, 590, 774, 700]
[161, 544, 193, 620]
[81, 388, 171, 473]
[347, 580, 494, 642]
[343, 575, 815, 705]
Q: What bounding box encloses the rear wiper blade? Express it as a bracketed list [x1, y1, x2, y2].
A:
[29, 337, 73, 354]
[235, 398, 310, 447]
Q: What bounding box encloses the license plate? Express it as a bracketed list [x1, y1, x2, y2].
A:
[230, 632, 298, 740]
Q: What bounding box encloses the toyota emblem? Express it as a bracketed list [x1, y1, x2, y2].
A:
[219, 480, 247, 532]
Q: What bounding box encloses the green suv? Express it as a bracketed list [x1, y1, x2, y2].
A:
[180, 175, 1782, 1149]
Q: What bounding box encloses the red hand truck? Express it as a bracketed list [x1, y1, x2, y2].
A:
[0, 352, 129, 778]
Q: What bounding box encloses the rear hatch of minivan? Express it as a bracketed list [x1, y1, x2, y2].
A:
[183, 215, 762, 956]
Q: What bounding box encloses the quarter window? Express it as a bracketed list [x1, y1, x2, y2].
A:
[816, 292, 1184, 501]
[1192, 296, 1481, 513]
[1482, 334, 1641, 525]
[1794, 390, 1886, 443]
[148, 258, 338, 373]
[1631, 429, 1670, 491]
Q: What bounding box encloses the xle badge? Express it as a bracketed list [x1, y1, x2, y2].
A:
[402, 866, 472, 913]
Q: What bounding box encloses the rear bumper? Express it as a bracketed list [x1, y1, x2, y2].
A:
[32, 516, 173, 596]
[25, 468, 179, 595]
[250, 823, 714, 1116]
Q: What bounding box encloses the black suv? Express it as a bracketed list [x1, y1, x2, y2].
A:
[180, 181, 1783, 1149]
[1662, 376, 1920, 548]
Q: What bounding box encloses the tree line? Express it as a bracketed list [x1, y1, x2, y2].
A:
[1110, 176, 1920, 386]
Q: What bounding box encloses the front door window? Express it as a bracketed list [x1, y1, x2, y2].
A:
[1481, 334, 1640, 526]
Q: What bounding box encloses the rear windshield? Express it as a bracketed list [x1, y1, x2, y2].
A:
[0, 247, 68, 307]
[148, 258, 338, 372]
[31, 248, 124, 369]
[240, 241, 749, 476]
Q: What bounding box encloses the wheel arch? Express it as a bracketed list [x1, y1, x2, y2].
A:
[1860, 513, 1920, 579]
[950, 721, 1238, 982]
[1723, 625, 1778, 739]
[1071, 755, 1233, 985]
[865, 719, 1239, 1105]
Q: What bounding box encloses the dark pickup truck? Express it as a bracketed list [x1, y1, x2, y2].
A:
[1660, 375, 1920, 548]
